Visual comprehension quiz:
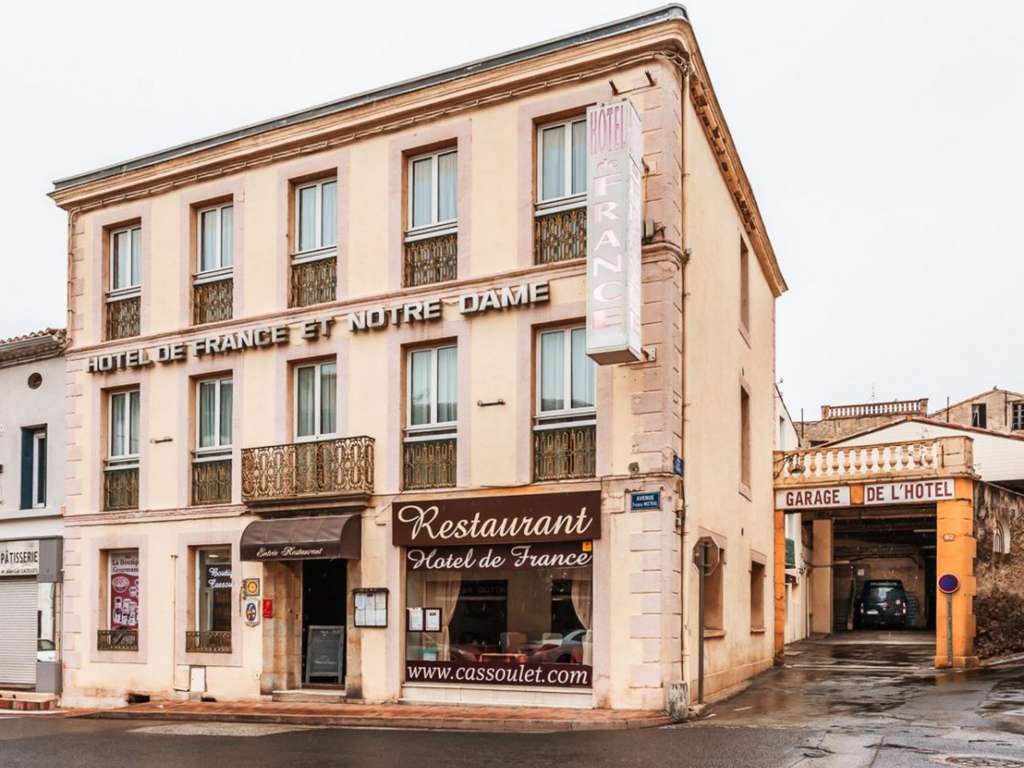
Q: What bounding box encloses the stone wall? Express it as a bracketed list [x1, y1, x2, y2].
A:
[973, 482, 1024, 657]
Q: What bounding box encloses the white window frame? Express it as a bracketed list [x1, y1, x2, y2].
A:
[535, 116, 587, 212]
[1012, 402, 1024, 431]
[534, 326, 596, 428]
[194, 546, 232, 633]
[292, 178, 337, 262]
[195, 203, 234, 281]
[108, 390, 140, 466]
[406, 149, 458, 240]
[293, 361, 337, 442]
[195, 377, 232, 458]
[405, 344, 458, 440]
[108, 225, 142, 297]
[31, 428, 46, 509]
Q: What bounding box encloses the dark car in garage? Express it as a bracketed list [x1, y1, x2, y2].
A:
[855, 580, 909, 629]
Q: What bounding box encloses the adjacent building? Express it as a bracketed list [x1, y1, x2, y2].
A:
[0, 329, 65, 695]
[50, 6, 786, 712]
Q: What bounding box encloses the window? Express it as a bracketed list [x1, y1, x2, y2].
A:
[750, 561, 765, 631]
[197, 203, 233, 274]
[739, 239, 750, 333]
[110, 225, 141, 291]
[408, 345, 458, 431]
[294, 178, 337, 255]
[697, 542, 725, 633]
[109, 390, 140, 460]
[972, 403, 987, 429]
[994, 522, 1011, 554]
[109, 549, 140, 631]
[1012, 402, 1024, 431]
[197, 377, 232, 452]
[295, 362, 337, 440]
[537, 117, 587, 204]
[537, 327, 595, 418]
[20, 427, 46, 509]
[408, 149, 457, 231]
[740, 386, 751, 491]
[196, 547, 232, 633]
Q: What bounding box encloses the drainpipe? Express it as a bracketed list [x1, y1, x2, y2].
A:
[678, 52, 692, 707]
[171, 553, 178, 693]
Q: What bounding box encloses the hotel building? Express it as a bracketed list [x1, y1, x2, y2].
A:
[49, 6, 787, 712]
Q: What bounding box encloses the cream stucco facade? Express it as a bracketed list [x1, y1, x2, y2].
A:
[51, 6, 785, 712]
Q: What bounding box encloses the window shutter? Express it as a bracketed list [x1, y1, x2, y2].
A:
[19, 429, 33, 510]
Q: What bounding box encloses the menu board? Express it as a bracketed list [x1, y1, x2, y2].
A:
[305, 625, 344, 683]
[110, 551, 140, 630]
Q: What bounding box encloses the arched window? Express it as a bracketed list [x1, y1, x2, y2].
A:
[993, 522, 1011, 555]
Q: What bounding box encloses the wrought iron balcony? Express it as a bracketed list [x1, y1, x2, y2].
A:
[97, 629, 138, 652]
[241, 436, 374, 507]
[104, 466, 139, 511]
[535, 205, 586, 265]
[289, 257, 337, 307]
[403, 437, 456, 490]
[192, 458, 232, 506]
[193, 278, 233, 325]
[404, 231, 457, 287]
[533, 424, 596, 481]
[105, 295, 140, 340]
[185, 630, 232, 654]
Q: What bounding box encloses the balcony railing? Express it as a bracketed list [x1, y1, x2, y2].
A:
[105, 295, 140, 340]
[404, 231, 457, 287]
[104, 466, 139, 511]
[534, 424, 596, 481]
[535, 205, 586, 265]
[193, 278, 233, 325]
[241, 436, 374, 505]
[290, 257, 336, 308]
[403, 438, 456, 490]
[821, 399, 928, 420]
[185, 630, 232, 654]
[192, 458, 232, 506]
[97, 629, 138, 652]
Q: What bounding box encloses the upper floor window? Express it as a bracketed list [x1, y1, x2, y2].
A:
[739, 239, 750, 334]
[110, 225, 141, 292]
[409, 149, 457, 232]
[198, 203, 234, 274]
[295, 362, 337, 440]
[972, 403, 987, 429]
[110, 390, 140, 461]
[20, 427, 46, 509]
[537, 327, 595, 418]
[294, 178, 337, 255]
[537, 117, 587, 205]
[408, 345, 457, 430]
[1012, 402, 1024, 431]
[197, 377, 232, 452]
[740, 385, 752, 492]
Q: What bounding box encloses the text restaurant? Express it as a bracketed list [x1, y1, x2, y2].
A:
[396, 491, 600, 689]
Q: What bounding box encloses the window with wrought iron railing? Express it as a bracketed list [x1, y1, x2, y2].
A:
[404, 148, 458, 287]
[290, 177, 338, 307]
[105, 389, 140, 510]
[403, 344, 457, 490]
[192, 377, 232, 505]
[106, 224, 142, 339]
[534, 116, 587, 265]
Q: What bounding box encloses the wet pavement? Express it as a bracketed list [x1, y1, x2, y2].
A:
[0, 634, 1021, 767]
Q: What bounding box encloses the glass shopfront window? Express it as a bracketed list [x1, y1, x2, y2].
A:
[196, 547, 232, 633]
[404, 543, 593, 688]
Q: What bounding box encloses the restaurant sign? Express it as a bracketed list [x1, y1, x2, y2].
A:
[406, 541, 593, 572]
[585, 99, 643, 364]
[393, 491, 601, 547]
[0, 539, 40, 577]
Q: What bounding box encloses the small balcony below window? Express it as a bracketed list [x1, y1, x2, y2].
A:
[192, 457, 232, 506]
[192, 274, 233, 325]
[533, 423, 596, 481]
[241, 436, 374, 508]
[289, 254, 337, 308]
[104, 464, 139, 511]
[403, 437, 456, 491]
[534, 203, 586, 265]
[97, 629, 138, 652]
[185, 630, 232, 654]
[404, 229, 457, 288]
[105, 294, 141, 340]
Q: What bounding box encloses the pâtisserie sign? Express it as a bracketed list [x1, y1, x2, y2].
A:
[393, 492, 601, 547]
[406, 541, 593, 572]
[86, 281, 549, 374]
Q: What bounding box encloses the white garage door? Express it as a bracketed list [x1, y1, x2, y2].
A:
[0, 578, 36, 686]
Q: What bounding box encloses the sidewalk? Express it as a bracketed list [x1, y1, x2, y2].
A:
[80, 699, 671, 732]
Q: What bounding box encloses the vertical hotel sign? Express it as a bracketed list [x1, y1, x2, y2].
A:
[585, 100, 643, 364]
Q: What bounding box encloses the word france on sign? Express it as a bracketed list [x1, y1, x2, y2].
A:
[864, 479, 955, 505]
[585, 100, 643, 364]
[775, 486, 851, 510]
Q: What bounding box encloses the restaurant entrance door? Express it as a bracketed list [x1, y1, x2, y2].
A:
[301, 559, 346, 686]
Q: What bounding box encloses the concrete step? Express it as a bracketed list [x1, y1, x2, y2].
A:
[0, 691, 59, 711]
[271, 689, 347, 704]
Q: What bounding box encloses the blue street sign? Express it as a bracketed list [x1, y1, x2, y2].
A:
[937, 573, 960, 594]
[631, 491, 661, 511]
[673, 455, 684, 476]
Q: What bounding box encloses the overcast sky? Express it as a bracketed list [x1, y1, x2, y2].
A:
[1, 1, 1020, 418]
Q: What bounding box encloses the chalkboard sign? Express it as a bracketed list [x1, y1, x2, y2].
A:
[305, 625, 345, 683]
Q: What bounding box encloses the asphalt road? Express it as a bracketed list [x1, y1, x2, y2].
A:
[2, 636, 1023, 768]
